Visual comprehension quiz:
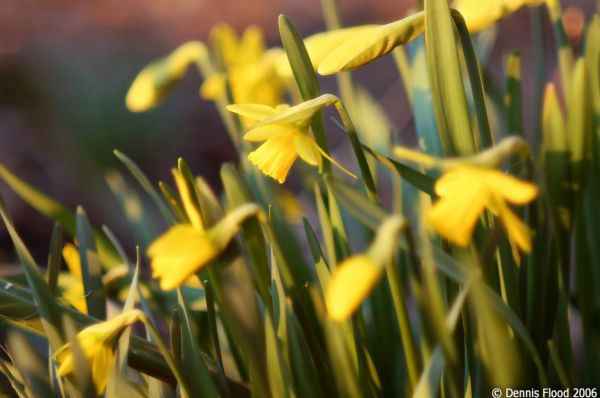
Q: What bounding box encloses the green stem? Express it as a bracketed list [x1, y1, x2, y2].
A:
[334, 101, 379, 203]
[142, 316, 193, 397]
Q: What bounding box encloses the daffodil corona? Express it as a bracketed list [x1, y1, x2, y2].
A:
[227, 95, 356, 183]
[54, 310, 144, 394]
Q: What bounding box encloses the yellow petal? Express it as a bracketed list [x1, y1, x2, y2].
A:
[247, 133, 298, 183]
[200, 73, 226, 100]
[326, 256, 384, 321]
[244, 124, 291, 142]
[226, 103, 280, 121]
[493, 197, 533, 253]
[254, 94, 338, 127]
[429, 171, 489, 247]
[62, 243, 82, 280]
[240, 25, 266, 63]
[482, 170, 538, 205]
[173, 169, 204, 231]
[148, 225, 218, 290]
[393, 146, 439, 168]
[91, 345, 115, 394]
[293, 133, 320, 166]
[318, 13, 424, 75]
[275, 25, 378, 78]
[210, 23, 240, 67]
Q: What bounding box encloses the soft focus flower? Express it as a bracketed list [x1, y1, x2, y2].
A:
[227, 95, 356, 183]
[453, 0, 545, 32]
[317, 13, 424, 75]
[325, 216, 406, 321]
[54, 310, 144, 394]
[325, 255, 384, 321]
[429, 166, 538, 251]
[200, 24, 286, 106]
[148, 169, 260, 290]
[58, 243, 87, 314]
[126, 41, 208, 112]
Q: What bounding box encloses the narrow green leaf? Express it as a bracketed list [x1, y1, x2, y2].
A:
[0, 163, 120, 269]
[425, 0, 474, 155]
[62, 315, 96, 397]
[205, 281, 231, 398]
[76, 206, 106, 320]
[8, 332, 54, 398]
[0, 358, 28, 398]
[0, 191, 63, 350]
[265, 311, 296, 398]
[503, 52, 523, 137]
[46, 223, 64, 295]
[114, 149, 177, 225]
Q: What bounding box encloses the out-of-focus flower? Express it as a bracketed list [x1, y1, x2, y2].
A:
[200, 24, 286, 106]
[148, 169, 260, 290]
[317, 13, 424, 75]
[59, 243, 88, 314]
[227, 95, 356, 183]
[393, 145, 538, 252]
[453, 0, 545, 32]
[126, 41, 208, 112]
[325, 216, 406, 321]
[54, 310, 144, 394]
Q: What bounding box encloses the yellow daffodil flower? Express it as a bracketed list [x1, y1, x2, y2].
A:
[318, 12, 424, 75]
[54, 309, 144, 394]
[227, 95, 356, 183]
[393, 142, 538, 252]
[148, 169, 261, 290]
[454, 0, 545, 33]
[325, 216, 406, 321]
[126, 41, 208, 112]
[200, 24, 286, 106]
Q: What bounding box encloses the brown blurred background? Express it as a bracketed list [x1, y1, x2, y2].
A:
[0, 0, 593, 260]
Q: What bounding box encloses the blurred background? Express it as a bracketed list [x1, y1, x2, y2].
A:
[0, 0, 593, 261]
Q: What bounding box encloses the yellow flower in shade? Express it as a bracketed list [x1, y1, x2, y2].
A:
[317, 12, 425, 75]
[200, 24, 286, 106]
[453, 0, 545, 32]
[227, 95, 356, 183]
[126, 41, 208, 112]
[325, 216, 406, 321]
[148, 169, 261, 290]
[54, 309, 144, 394]
[429, 166, 538, 251]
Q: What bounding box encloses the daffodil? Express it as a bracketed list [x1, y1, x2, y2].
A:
[54, 309, 144, 394]
[317, 12, 424, 75]
[393, 142, 538, 252]
[126, 41, 208, 112]
[227, 95, 356, 183]
[453, 0, 545, 33]
[325, 216, 406, 321]
[200, 24, 286, 106]
[148, 169, 261, 290]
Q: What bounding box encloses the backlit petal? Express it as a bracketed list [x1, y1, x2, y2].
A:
[326, 256, 384, 321]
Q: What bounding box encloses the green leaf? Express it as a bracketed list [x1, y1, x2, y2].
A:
[8, 332, 54, 398]
[114, 149, 177, 225]
[0, 163, 121, 269]
[46, 223, 64, 295]
[76, 206, 107, 320]
[363, 146, 435, 195]
[425, 0, 474, 155]
[265, 311, 296, 398]
[0, 190, 63, 350]
[205, 281, 231, 397]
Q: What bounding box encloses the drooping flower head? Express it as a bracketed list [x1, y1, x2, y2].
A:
[227, 95, 356, 183]
[54, 310, 144, 394]
[393, 139, 538, 252]
[148, 168, 261, 290]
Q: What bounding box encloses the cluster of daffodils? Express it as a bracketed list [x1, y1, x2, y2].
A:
[0, 0, 596, 395]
